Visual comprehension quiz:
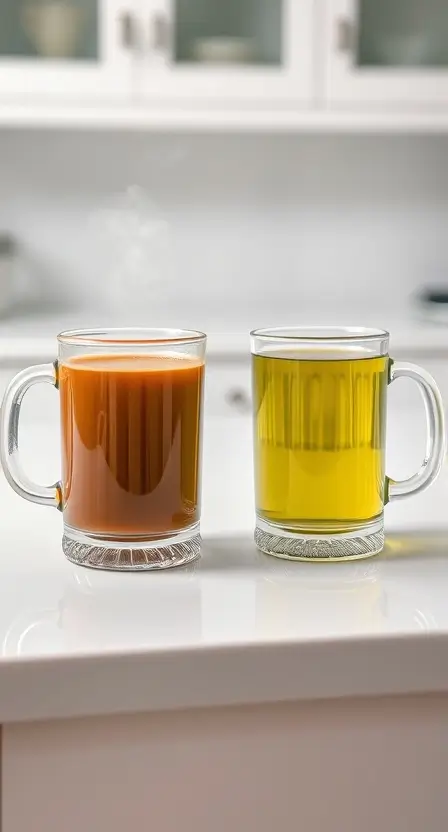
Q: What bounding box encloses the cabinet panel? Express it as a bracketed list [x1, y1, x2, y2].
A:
[0, 0, 138, 99]
[357, 0, 448, 69]
[172, 0, 282, 68]
[0, 0, 99, 62]
[4, 698, 448, 832]
[325, 0, 448, 105]
[141, 0, 313, 104]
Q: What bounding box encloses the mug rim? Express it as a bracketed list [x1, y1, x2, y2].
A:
[57, 327, 207, 347]
[250, 326, 389, 341]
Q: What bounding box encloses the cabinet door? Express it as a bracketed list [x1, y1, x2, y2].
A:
[325, 0, 448, 105]
[140, 0, 313, 104]
[0, 0, 138, 100]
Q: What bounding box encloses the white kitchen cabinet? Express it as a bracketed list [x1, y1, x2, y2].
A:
[140, 0, 314, 104]
[0, 0, 138, 100]
[0, 0, 314, 107]
[325, 0, 448, 106]
[4, 697, 448, 832]
[1, 0, 448, 125]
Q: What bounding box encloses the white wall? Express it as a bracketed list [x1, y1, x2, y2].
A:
[0, 130, 447, 327]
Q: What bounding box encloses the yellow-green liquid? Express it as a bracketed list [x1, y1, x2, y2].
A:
[253, 352, 388, 530]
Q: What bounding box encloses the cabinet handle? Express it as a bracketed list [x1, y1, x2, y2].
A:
[336, 17, 356, 53]
[151, 12, 171, 52]
[119, 11, 137, 50]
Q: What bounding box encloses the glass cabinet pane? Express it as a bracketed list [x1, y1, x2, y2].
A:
[173, 0, 283, 66]
[0, 0, 98, 61]
[357, 0, 448, 67]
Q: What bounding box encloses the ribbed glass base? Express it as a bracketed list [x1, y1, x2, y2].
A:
[62, 523, 201, 571]
[254, 516, 384, 562]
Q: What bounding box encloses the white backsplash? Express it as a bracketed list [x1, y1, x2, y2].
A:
[1, 130, 448, 327]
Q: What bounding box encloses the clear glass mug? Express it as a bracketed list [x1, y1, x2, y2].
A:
[251, 327, 446, 561]
[0, 328, 206, 571]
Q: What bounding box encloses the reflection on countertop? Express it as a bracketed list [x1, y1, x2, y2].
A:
[2, 531, 448, 662]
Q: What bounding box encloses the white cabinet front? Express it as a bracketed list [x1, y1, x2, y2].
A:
[140, 0, 314, 104]
[325, 0, 448, 105]
[0, 0, 138, 100]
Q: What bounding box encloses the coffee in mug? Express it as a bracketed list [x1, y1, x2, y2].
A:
[1, 329, 206, 571]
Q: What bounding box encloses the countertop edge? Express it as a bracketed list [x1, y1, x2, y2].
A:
[1, 633, 447, 724]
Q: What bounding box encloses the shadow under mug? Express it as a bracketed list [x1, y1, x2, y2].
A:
[0, 328, 206, 571]
[251, 326, 446, 562]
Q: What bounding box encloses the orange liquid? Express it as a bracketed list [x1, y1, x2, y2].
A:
[59, 354, 204, 537]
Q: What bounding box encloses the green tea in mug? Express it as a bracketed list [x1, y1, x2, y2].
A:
[251, 327, 445, 562]
[253, 350, 389, 529]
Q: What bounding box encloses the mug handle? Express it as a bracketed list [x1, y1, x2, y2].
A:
[387, 361, 446, 501]
[0, 363, 61, 508]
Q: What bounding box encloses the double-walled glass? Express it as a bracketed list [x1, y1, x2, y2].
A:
[1, 328, 206, 571]
[251, 327, 445, 561]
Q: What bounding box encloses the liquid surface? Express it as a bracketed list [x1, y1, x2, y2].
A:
[59, 353, 204, 537]
[253, 353, 388, 528]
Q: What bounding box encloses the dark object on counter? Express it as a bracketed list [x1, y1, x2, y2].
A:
[420, 288, 448, 305]
[416, 288, 448, 324]
[0, 233, 16, 257]
[0, 232, 18, 316]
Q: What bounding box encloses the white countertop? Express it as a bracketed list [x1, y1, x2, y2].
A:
[0, 306, 448, 362]
[1, 409, 448, 724]
[1, 312, 448, 724]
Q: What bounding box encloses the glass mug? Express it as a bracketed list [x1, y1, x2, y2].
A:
[251, 327, 445, 562]
[0, 328, 206, 571]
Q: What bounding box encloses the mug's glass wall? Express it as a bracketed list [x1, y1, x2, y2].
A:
[252, 328, 389, 562]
